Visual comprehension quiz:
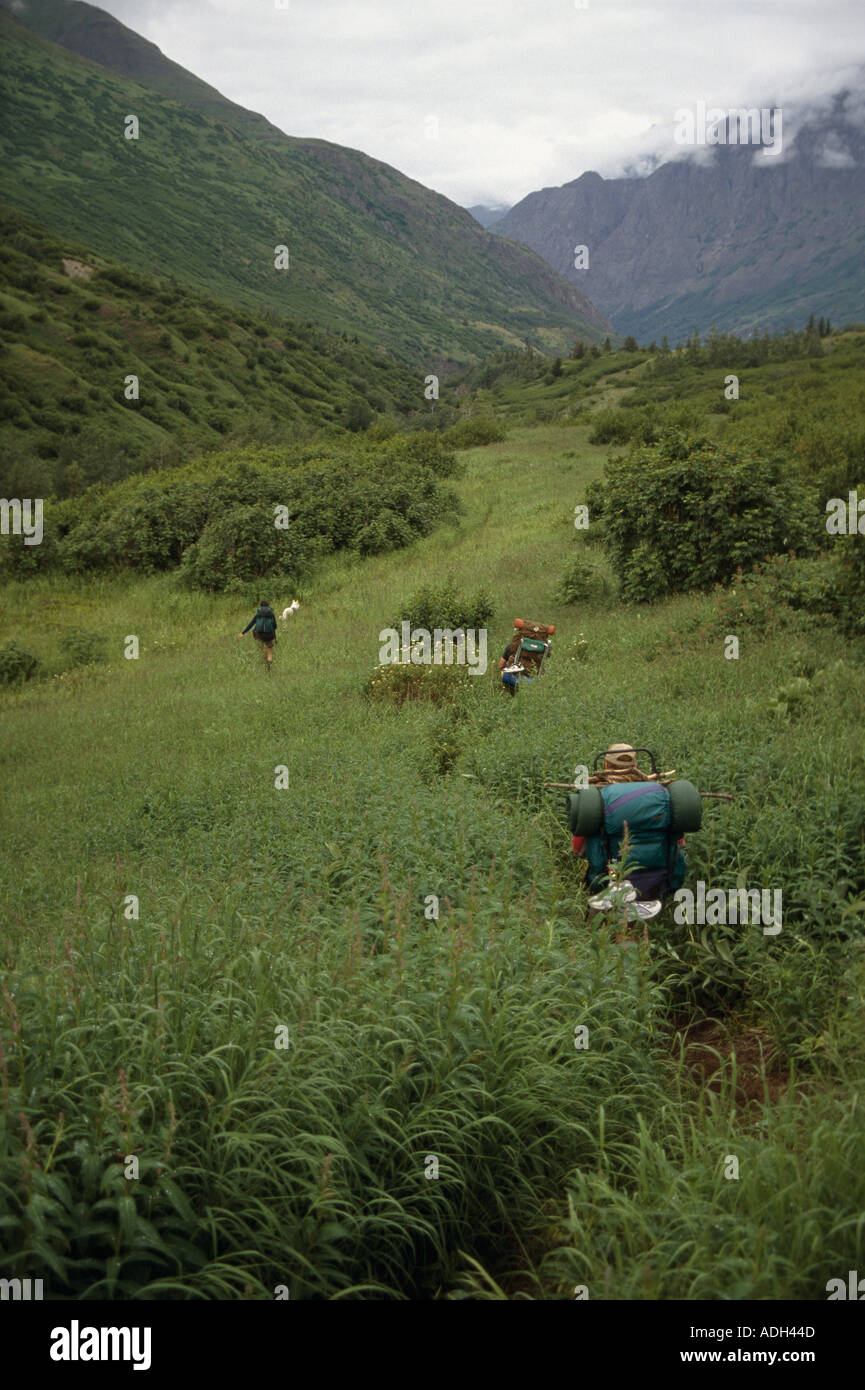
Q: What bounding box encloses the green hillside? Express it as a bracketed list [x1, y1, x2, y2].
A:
[0, 5, 612, 364]
[0, 209, 429, 498]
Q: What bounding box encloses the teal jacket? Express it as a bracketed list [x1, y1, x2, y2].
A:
[581, 782, 686, 898]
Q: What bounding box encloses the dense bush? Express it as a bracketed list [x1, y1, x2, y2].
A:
[390, 580, 494, 633]
[178, 504, 296, 590]
[588, 408, 634, 445]
[590, 431, 819, 601]
[345, 398, 373, 432]
[60, 628, 108, 668]
[0, 437, 463, 592]
[706, 554, 842, 639]
[442, 416, 507, 448]
[0, 639, 39, 685]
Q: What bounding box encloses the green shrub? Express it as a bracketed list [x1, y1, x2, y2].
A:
[356, 508, 414, 556]
[443, 416, 507, 448]
[391, 581, 494, 633]
[13, 438, 461, 587]
[179, 503, 299, 591]
[593, 432, 819, 601]
[364, 660, 474, 707]
[345, 398, 373, 432]
[707, 555, 842, 638]
[0, 640, 40, 685]
[556, 551, 609, 604]
[588, 408, 633, 445]
[60, 628, 107, 669]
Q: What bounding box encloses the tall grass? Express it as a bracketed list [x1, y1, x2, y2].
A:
[1, 424, 863, 1298]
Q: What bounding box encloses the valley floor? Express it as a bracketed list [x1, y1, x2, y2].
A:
[1, 424, 863, 1299]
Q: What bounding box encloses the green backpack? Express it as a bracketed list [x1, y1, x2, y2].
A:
[254, 608, 276, 638]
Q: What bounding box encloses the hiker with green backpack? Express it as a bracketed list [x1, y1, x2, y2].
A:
[238, 600, 278, 670]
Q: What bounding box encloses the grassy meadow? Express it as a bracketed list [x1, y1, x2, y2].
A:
[2, 397, 864, 1300]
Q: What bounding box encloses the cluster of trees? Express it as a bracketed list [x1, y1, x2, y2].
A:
[645, 319, 834, 374]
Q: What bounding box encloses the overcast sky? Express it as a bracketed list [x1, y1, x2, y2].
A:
[87, 0, 865, 207]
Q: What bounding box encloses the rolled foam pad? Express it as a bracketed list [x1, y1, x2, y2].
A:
[567, 785, 604, 836]
[667, 779, 703, 834]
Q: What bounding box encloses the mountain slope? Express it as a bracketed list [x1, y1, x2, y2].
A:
[0, 208, 427, 499]
[0, 4, 612, 362]
[493, 102, 865, 342]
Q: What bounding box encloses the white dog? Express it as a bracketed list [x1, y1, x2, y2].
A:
[281, 600, 300, 621]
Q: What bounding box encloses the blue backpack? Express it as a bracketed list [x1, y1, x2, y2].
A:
[584, 783, 687, 900]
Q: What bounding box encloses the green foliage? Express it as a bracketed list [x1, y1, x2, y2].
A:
[0, 436, 463, 591]
[708, 555, 842, 638]
[592, 432, 819, 601]
[442, 416, 507, 448]
[0, 211, 423, 498]
[0, 639, 39, 684]
[588, 408, 635, 445]
[391, 581, 494, 632]
[0, 349, 863, 1301]
[345, 398, 373, 432]
[556, 551, 609, 604]
[364, 660, 474, 708]
[178, 504, 293, 590]
[59, 627, 108, 668]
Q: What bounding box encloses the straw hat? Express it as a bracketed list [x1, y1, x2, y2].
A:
[604, 743, 637, 773]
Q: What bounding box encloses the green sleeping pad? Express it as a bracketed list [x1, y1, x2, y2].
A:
[567, 786, 604, 836]
[667, 779, 703, 834]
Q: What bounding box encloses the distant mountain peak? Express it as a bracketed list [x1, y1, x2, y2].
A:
[493, 92, 865, 341]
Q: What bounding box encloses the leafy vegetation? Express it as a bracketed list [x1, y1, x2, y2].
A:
[442, 416, 508, 448]
[585, 431, 819, 601]
[0, 638, 39, 684]
[390, 581, 494, 633]
[0, 307, 863, 1299]
[0, 210, 423, 498]
[0, 434, 462, 592]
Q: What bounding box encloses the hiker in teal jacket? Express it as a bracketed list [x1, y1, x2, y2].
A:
[574, 781, 687, 900]
[238, 601, 277, 670]
[572, 745, 687, 901]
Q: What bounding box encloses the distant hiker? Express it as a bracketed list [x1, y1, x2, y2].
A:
[572, 743, 687, 901]
[238, 600, 278, 670]
[498, 619, 555, 694]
